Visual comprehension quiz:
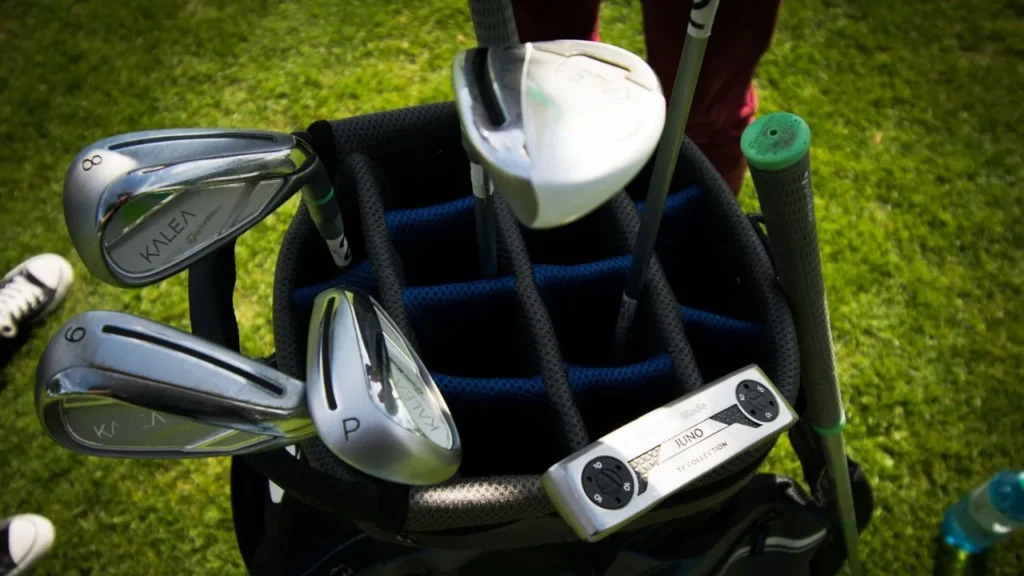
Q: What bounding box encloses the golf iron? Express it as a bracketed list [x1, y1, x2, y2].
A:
[64, 128, 352, 287]
[306, 288, 461, 485]
[36, 310, 315, 458]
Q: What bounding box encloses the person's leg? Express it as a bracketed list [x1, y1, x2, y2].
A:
[511, 0, 602, 43]
[641, 0, 783, 193]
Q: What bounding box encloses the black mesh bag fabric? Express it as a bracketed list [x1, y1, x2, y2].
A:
[259, 102, 800, 547]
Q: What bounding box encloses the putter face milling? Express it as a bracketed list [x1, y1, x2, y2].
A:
[36, 311, 315, 458]
[542, 366, 797, 541]
[64, 128, 322, 286]
[307, 288, 461, 485]
[453, 39, 666, 229]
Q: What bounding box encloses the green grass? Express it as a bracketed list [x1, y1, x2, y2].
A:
[1, 0, 1021, 573]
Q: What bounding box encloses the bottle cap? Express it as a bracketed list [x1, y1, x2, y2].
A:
[990, 471, 1024, 522]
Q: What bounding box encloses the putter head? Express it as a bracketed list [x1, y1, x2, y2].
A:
[453, 39, 666, 229]
[64, 128, 323, 287]
[542, 365, 798, 541]
[307, 288, 461, 485]
[36, 310, 315, 458]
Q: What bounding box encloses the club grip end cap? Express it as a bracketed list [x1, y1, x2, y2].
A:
[741, 112, 811, 172]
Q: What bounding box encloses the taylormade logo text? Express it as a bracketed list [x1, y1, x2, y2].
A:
[677, 402, 706, 421]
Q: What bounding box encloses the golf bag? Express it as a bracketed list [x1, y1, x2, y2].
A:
[187, 103, 873, 575]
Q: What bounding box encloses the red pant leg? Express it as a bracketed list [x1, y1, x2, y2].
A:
[511, 0, 602, 42]
[642, 0, 782, 193]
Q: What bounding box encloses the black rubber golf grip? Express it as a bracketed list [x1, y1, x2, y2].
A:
[468, 0, 518, 46]
[749, 155, 845, 431]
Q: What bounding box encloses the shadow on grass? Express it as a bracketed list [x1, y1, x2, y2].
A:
[0, 331, 31, 394]
[933, 534, 991, 576]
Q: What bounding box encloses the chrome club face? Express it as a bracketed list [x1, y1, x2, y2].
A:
[36, 311, 315, 458]
[64, 128, 350, 287]
[453, 39, 666, 229]
[306, 288, 461, 485]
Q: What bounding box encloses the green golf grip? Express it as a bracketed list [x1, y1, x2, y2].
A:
[741, 113, 845, 433]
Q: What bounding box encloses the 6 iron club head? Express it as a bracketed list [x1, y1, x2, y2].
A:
[36, 310, 315, 458]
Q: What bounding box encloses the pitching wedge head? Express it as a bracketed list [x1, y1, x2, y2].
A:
[306, 288, 461, 485]
[453, 39, 666, 229]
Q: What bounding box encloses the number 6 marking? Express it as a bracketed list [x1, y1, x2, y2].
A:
[64, 326, 86, 343]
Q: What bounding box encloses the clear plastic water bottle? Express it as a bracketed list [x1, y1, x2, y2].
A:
[942, 470, 1024, 553]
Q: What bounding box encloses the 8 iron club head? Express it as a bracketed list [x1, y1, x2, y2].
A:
[453, 39, 666, 230]
[306, 288, 461, 485]
[36, 310, 315, 458]
[64, 128, 351, 287]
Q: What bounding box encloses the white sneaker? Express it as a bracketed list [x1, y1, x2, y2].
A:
[0, 254, 74, 339]
[0, 514, 55, 576]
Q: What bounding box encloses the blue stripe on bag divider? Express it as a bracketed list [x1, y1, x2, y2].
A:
[402, 276, 517, 310]
[433, 373, 547, 399]
[292, 260, 377, 307]
[430, 354, 673, 401]
[682, 307, 761, 335]
[640, 186, 702, 255]
[533, 256, 631, 287]
[637, 185, 702, 214]
[565, 354, 674, 391]
[384, 196, 474, 233]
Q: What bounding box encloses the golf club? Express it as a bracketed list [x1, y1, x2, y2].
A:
[36, 310, 315, 458]
[542, 365, 797, 541]
[64, 128, 352, 287]
[613, 0, 721, 355]
[306, 288, 461, 485]
[462, 0, 519, 277]
[740, 111, 863, 576]
[453, 39, 666, 230]
[467, 0, 518, 47]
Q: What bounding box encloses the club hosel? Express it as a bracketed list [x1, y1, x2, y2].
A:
[470, 162, 492, 199]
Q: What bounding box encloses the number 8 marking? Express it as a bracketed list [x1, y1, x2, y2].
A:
[82, 155, 103, 171]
